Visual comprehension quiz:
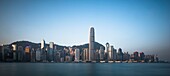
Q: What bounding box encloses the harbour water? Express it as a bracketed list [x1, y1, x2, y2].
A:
[0, 63, 170, 76]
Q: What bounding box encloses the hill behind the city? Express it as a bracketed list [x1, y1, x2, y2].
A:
[6, 41, 105, 51]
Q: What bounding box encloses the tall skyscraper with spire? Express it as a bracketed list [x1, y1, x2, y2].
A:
[89, 27, 95, 61]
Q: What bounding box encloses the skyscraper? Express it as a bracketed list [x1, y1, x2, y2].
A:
[83, 48, 89, 61]
[89, 27, 95, 61]
[123, 52, 130, 61]
[36, 48, 41, 62]
[108, 45, 113, 61]
[74, 48, 80, 62]
[12, 44, 17, 61]
[105, 43, 109, 53]
[49, 42, 54, 62]
[105, 42, 109, 61]
[118, 48, 123, 61]
[139, 52, 145, 60]
[25, 46, 31, 62]
[49, 42, 54, 49]
[0, 44, 4, 61]
[113, 49, 117, 61]
[134, 51, 139, 61]
[41, 39, 45, 49]
[18, 46, 24, 62]
[30, 48, 36, 62]
[41, 39, 46, 62]
[99, 46, 104, 61]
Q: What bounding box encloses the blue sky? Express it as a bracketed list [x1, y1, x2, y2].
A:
[0, 0, 170, 60]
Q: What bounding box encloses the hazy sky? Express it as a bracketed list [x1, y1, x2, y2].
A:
[0, 0, 170, 60]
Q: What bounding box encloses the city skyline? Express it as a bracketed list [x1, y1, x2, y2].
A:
[0, 27, 165, 62]
[0, 26, 160, 63]
[0, 0, 170, 61]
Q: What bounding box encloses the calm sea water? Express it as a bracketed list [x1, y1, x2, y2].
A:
[0, 63, 170, 76]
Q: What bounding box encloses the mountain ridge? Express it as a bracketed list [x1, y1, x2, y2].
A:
[6, 40, 105, 51]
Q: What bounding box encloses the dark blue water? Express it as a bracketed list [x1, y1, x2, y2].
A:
[0, 63, 170, 76]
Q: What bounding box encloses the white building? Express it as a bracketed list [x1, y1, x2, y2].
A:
[12, 44, 17, 51]
[12, 44, 17, 61]
[74, 48, 80, 62]
[49, 42, 54, 49]
[41, 39, 45, 49]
